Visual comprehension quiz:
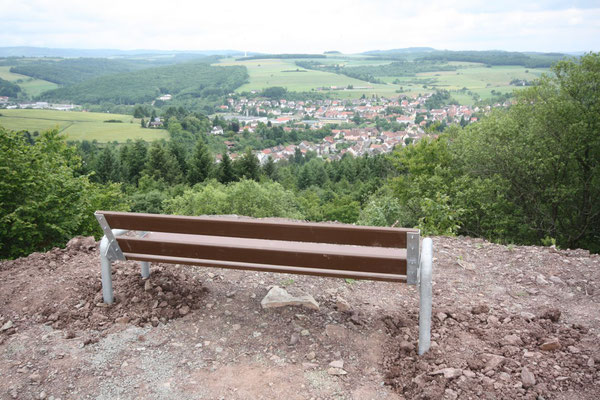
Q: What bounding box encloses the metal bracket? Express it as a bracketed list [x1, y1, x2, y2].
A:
[95, 212, 126, 262]
[406, 231, 420, 285]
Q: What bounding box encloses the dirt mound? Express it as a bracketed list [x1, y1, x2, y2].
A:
[382, 306, 599, 399]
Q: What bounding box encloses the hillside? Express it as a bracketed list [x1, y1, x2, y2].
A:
[38, 61, 248, 104]
[1, 234, 598, 399]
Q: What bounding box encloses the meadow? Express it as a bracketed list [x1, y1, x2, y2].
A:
[217, 56, 549, 103]
[0, 109, 168, 142]
[0, 66, 58, 97]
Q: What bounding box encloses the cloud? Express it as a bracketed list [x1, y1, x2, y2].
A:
[0, 0, 598, 52]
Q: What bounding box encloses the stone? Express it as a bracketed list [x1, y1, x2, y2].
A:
[399, 340, 414, 353]
[39, 392, 47, 400]
[302, 362, 319, 369]
[144, 280, 152, 291]
[502, 334, 523, 346]
[436, 312, 448, 322]
[327, 367, 347, 376]
[430, 368, 462, 379]
[444, 388, 458, 400]
[329, 359, 344, 369]
[335, 296, 351, 312]
[300, 329, 310, 336]
[306, 351, 316, 361]
[483, 354, 506, 372]
[535, 274, 549, 285]
[520, 312, 536, 321]
[179, 305, 190, 316]
[540, 338, 561, 351]
[567, 346, 580, 354]
[487, 315, 500, 325]
[66, 236, 96, 251]
[539, 308, 561, 322]
[289, 333, 299, 346]
[471, 304, 489, 315]
[463, 370, 476, 378]
[29, 372, 42, 383]
[549, 276, 565, 285]
[260, 286, 319, 311]
[521, 367, 536, 388]
[115, 316, 130, 324]
[1, 320, 14, 331]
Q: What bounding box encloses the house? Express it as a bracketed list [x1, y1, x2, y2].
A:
[211, 126, 224, 135]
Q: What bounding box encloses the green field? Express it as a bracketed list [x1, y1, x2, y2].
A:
[216, 58, 398, 98]
[0, 109, 168, 142]
[217, 56, 549, 103]
[0, 66, 59, 97]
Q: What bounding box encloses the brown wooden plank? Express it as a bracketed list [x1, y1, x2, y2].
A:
[117, 236, 407, 275]
[98, 211, 417, 248]
[123, 253, 407, 282]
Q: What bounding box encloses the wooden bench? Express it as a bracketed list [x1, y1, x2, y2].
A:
[95, 211, 433, 354]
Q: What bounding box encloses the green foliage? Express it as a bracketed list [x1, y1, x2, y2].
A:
[164, 179, 303, 219]
[0, 127, 127, 259]
[39, 62, 248, 105]
[417, 50, 565, 68]
[187, 138, 213, 185]
[0, 77, 21, 97]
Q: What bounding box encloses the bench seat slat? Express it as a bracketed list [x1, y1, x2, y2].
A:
[123, 253, 407, 282]
[117, 235, 407, 275]
[99, 211, 416, 248]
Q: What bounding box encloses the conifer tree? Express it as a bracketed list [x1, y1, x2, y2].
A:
[187, 138, 213, 185]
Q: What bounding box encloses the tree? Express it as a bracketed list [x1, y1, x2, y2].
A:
[219, 152, 235, 184]
[187, 138, 213, 185]
[93, 146, 120, 183]
[236, 148, 260, 181]
[145, 141, 183, 183]
[0, 127, 127, 259]
[262, 156, 277, 180]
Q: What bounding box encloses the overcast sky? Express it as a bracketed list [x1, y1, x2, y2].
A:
[1, 0, 599, 53]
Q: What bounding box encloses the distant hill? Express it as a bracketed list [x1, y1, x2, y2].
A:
[0, 46, 246, 58]
[362, 47, 436, 56]
[38, 61, 248, 105]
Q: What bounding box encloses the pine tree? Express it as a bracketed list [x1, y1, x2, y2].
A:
[145, 141, 182, 183]
[187, 138, 213, 185]
[262, 156, 277, 180]
[219, 152, 235, 184]
[236, 148, 260, 181]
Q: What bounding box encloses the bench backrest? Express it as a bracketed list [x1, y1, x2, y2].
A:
[95, 211, 421, 284]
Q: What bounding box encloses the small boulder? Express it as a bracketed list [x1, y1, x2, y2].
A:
[430, 368, 462, 379]
[471, 304, 489, 315]
[521, 367, 536, 388]
[329, 359, 344, 369]
[335, 296, 351, 313]
[539, 308, 561, 322]
[1, 320, 14, 332]
[261, 286, 319, 311]
[540, 338, 561, 351]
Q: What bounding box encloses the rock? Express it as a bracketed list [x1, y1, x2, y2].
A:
[399, 340, 414, 353]
[567, 346, 580, 354]
[430, 368, 462, 379]
[29, 372, 42, 383]
[539, 308, 561, 322]
[444, 388, 458, 400]
[335, 296, 351, 312]
[289, 333, 299, 346]
[521, 367, 536, 388]
[179, 305, 190, 316]
[144, 280, 152, 291]
[535, 274, 549, 285]
[329, 359, 344, 369]
[549, 276, 565, 285]
[39, 391, 47, 400]
[302, 362, 319, 369]
[463, 370, 476, 378]
[232, 324, 241, 331]
[520, 312, 536, 321]
[260, 286, 319, 311]
[487, 315, 499, 325]
[540, 338, 561, 351]
[306, 351, 316, 361]
[502, 334, 523, 346]
[327, 367, 347, 375]
[115, 316, 130, 324]
[436, 312, 448, 322]
[471, 304, 489, 315]
[1, 320, 13, 331]
[300, 329, 310, 336]
[66, 236, 96, 251]
[483, 354, 506, 372]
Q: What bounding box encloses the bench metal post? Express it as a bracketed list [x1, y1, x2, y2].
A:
[406, 231, 420, 285]
[100, 236, 114, 304]
[418, 237, 433, 355]
[141, 261, 150, 279]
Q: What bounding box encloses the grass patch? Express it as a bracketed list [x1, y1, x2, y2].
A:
[0, 66, 59, 97]
[0, 109, 168, 143]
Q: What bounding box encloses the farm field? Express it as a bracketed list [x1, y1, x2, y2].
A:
[216, 58, 399, 98]
[0, 66, 59, 97]
[0, 109, 168, 142]
[217, 56, 549, 103]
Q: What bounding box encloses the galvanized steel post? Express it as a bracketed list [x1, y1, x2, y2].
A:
[141, 261, 150, 279]
[418, 237, 433, 355]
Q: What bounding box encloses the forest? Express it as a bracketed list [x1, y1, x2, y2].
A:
[1, 52, 598, 260]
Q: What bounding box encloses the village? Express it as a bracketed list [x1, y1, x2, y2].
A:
[215, 93, 509, 163]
